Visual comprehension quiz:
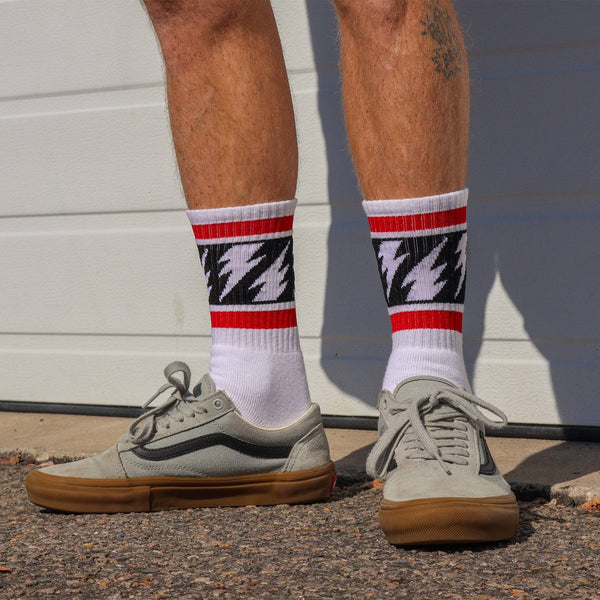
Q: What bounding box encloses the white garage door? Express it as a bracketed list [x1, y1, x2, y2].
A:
[1, 1, 599, 428]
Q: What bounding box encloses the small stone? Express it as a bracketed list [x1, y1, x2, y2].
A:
[580, 497, 600, 511]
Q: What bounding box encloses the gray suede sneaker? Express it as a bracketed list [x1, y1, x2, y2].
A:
[26, 362, 335, 513]
[366, 376, 519, 545]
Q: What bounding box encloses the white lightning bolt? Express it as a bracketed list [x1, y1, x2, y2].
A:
[200, 247, 212, 298]
[218, 243, 263, 301]
[250, 241, 291, 302]
[454, 232, 467, 299]
[377, 240, 409, 301]
[403, 238, 448, 301]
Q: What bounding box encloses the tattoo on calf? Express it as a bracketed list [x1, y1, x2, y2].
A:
[420, 0, 463, 80]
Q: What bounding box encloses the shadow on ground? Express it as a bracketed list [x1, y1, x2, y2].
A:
[505, 442, 600, 488]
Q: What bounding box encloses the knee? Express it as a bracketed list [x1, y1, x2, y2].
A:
[332, 0, 408, 31]
[143, 0, 253, 37]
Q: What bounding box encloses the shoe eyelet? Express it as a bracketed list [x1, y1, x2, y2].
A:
[213, 399, 223, 410]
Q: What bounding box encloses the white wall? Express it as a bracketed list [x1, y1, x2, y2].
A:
[1, 0, 599, 426]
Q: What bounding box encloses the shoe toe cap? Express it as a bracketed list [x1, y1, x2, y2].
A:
[382, 461, 512, 503]
[39, 446, 126, 479]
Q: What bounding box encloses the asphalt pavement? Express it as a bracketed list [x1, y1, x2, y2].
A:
[1, 413, 600, 599]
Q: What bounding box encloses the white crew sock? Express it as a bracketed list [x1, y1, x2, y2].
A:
[187, 199, 311, 428]
[363, 189, 471, 391]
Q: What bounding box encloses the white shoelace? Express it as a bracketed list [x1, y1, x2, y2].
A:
[127, 362, 206, 445]
[366, 387, 507, 479]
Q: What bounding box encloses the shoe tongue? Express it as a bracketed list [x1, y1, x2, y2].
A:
[192, 374, 217, 399]
[392, 377, 469, 424]
[392, 376, 458, 405]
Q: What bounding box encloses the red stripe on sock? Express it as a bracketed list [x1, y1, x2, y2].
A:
[367, 207, 466, 233]
[210, 309, 298, 329]
[192, 215, 294, 240]
[390, 310, 463, 332]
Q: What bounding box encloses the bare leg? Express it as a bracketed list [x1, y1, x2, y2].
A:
[143, 0, 298, 209]
[331, 1, 518, 547]
[21, 1, 335, 517]
[332, 0, 472, 389]
[142, 1, 312, 429]
[332, 0, 469, 199]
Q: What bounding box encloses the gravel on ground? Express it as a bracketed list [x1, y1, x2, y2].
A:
[1, 463, 599, 600]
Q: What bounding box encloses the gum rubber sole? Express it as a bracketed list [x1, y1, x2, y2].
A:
[25, 462, 336, 513]
[379, 493, 519, 545]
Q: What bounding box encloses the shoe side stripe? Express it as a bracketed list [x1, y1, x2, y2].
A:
[131, 433, 293, 462]
[478, 431, 497, 476]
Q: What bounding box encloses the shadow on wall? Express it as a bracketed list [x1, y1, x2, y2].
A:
[305, 0, 390, 410]
[460, 0, 600, 427]
[305, 0, 600, 425]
